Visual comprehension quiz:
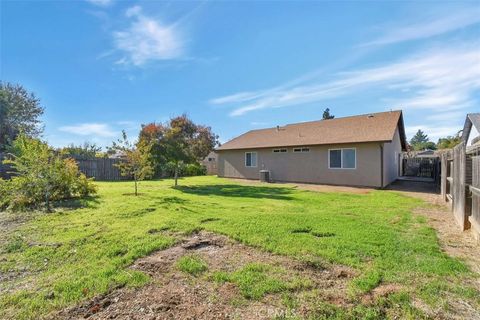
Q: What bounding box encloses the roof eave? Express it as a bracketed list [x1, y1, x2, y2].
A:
[216, 139, 394, 151]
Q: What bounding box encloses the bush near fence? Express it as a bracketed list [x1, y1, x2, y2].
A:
[0, 152, 14, 179]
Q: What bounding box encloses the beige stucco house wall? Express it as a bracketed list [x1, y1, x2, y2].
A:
[217, 141, 402, 188]
[201, 151, 218, 175]
[382, 127, 402, 186]
[216, 111, 406, 188]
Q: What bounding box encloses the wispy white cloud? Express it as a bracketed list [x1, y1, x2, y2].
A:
[211, 43, 480, 118]
[59, 123, 117, 137]
[362, 7, 480, 46]
[86, 0, 113, 7]
[250, 121, 270, 126]
[113, 6, 184, 66]
[425, 111, 466, 122]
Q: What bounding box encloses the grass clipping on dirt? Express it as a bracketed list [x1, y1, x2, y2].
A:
[0, 176, 479, 319]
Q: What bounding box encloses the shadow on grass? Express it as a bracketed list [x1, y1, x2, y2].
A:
[151, 196, 190, 207]
[160, 196, 189, 204]
[52, 195, 100, 210]
[176, 184, 294, 200]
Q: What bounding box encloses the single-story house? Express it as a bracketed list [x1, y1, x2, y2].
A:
[216, 110, 407, 188]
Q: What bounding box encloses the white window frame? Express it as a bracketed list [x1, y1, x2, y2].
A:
[328, 148, 356, 169]
[245, 151, 257, 167]
[272, 148, 288, 153]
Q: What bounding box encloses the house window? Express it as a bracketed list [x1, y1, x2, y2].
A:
[293, 147, 310, 153]
[245, 152, 257, 167]
[273, 148, 287, 153]
[329, 148, 356, 169]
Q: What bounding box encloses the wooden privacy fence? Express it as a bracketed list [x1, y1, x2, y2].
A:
[0, 153, 126, 181]
[72, 156, 128, 181]
[441, 142, 480, 239]
[469, 149, 480, 238]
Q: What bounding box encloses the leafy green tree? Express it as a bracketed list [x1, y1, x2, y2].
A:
[322, 108, 335, 120]
[136, 123, 166, 176]
[409, 129, 436, 151]
[60, 142, 103, 158]
[437, 133, 462, 149]
[110, 131, 154, 196]
[164, 124, 192, 187]
[1, 134, 96, 212]
[410, 129, 428, 146]
[164, 115, 218, 186]
[0, 82, 44, 150]
[137, 115, 218, 185]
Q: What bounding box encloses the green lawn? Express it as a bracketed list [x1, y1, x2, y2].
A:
[0, 176, 478, 319]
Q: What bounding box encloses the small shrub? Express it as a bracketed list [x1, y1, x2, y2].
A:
[183, 163, 207, 177]
[1, 134, 97, 211]
[161, 162, 207, 177]
[177, 255, 208, 276]
[0, 178, 12, 210]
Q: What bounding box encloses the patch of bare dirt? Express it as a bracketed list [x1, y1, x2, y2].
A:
[0, 211, 32, 246]
[361, 284, 403, 305]
[227, 178, 373, 194]
[0, 211, 43, 296]
[54, 232, 356, 320]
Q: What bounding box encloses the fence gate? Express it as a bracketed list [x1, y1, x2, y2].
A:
[402, 157, 438, 179]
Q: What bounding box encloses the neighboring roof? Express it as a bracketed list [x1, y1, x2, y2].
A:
[108, 151, 126, 159]
[462, 113, 480, 143]
[217, 110, 406, 151]
[202, 151, 217, 162]
[415, 150, 437, 158]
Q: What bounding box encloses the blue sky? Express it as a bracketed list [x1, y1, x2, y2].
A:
[1, 0, 479, 148]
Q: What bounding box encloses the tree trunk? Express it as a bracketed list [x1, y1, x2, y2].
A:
[174, 164, 178, 187]
[134, 175, 138, 196]
[45, 190, 52, 213]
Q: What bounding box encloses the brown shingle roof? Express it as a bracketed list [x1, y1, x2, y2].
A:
[217, 110, 406, 151]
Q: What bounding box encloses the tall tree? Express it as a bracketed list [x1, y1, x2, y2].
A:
[410, 129, 428, 146]
[437, 132, 462, 149]
[409, 129, 436, 151]
[165, 115, 218, 186]
[60, 142, 102, 158]
[322, 108, 335, 120]
[137, 122, 167, 176]
[137, 115, 218, 186]
[0, 82, 44, 150]
[110, 131, 154, 196]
